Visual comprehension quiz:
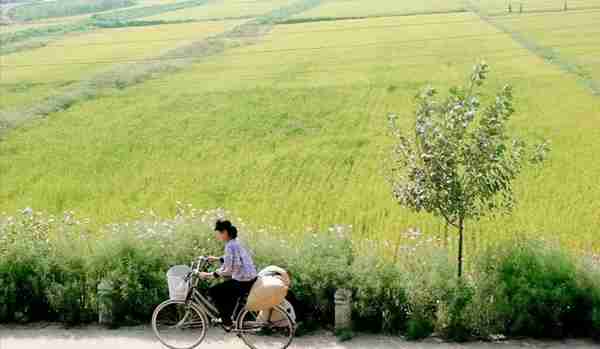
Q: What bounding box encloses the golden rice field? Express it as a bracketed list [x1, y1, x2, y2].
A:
[0, 20, 244, 111]
[143, 0, 294, 21]
[488, 10, 600, 84]
[292, 0, 466, 19]
[1, 8, 599, 256]
[474, 0, 600, 15]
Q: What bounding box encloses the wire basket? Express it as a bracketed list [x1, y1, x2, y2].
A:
[167, 265, 192, 301]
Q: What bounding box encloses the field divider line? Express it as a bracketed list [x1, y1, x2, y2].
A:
[465, 0, 600, 96]
[0, 35, 600, 70]
[0, 0, 323, 138]
[5, 40, 600, 88]
[10, 47, 600, 95]
[6, 25, 600, 69]
[113, 48, 600, 86]
[275, 8, 469, 24]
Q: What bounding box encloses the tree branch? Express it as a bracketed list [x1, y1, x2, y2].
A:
[438, 206, 459, 229]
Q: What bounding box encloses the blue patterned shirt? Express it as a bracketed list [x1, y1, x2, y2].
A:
[217, 239, 257, 282]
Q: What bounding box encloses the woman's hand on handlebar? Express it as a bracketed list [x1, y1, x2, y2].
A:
[198, 272, 214, 280]
[206, 256, 221, 263]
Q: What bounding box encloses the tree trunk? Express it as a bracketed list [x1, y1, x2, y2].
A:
[457, 219, 464, 278]
[444, 222, 448, 248]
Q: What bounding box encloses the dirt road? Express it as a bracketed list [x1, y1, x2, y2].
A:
[0, 324, 597, 349]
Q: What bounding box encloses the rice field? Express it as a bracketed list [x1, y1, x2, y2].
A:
[1, 9, 599, 255]
[143, 0, 295, 21]
[487, 10, 600, 87]
[0, 20, 244, 111]
[292, 0, 466, 19]
[474, 0, 600, 15]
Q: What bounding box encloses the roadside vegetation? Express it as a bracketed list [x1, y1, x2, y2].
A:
[1, 207, 599, 340]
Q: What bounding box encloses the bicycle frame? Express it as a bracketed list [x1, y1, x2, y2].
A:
[182, 257, 264, 331]
[187, 288, 219, 320]
[184, 258, 220, 320]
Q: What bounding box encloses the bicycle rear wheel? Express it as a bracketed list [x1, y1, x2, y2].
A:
[236, 306, 295, 349]
[152, 300, 208, 349]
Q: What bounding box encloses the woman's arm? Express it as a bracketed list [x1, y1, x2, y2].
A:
[214, 243, 241, 278]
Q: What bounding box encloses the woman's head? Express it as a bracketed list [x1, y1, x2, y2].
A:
[214, 219, 238, 241]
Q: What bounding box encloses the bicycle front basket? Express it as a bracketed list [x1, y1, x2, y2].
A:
[166, 265, 192, 301]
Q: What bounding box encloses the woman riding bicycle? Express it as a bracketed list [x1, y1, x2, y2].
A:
[199, 219, 257, 330]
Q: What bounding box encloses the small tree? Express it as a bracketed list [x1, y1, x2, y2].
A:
[387, 63, 549, 277]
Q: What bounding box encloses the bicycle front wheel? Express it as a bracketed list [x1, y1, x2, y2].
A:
[152, 300, 208, 349]
[236, 306, 295, 349]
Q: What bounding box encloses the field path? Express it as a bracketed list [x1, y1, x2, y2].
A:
[0, 324, 597, 349]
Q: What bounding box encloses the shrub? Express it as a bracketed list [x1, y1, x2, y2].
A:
[405, 314, 435, 340]
[351, 253, 408, 334]
[0, 239, 51, 322]
[89, 235, 166, 324]
[396, 232, 456, 339]
[249, 224, 354, 329]
[0, 212, 47, 322]
[474, 241, 600, 338]
[0, 209, 86, 323]
[46, 238, 95, 325]
[435, 280, 474, 342]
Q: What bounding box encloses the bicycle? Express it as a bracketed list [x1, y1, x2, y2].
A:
[151, 256, 296, 349]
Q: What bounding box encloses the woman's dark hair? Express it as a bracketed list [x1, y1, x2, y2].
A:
[214, 220, 237, 239]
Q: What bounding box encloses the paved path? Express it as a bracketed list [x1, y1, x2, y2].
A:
[0, 324, 598, 349]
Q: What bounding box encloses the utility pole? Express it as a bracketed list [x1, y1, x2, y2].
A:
[564, 0, 568, 11]
[520, 2, 523, 13]
[508, 0, 512, 13]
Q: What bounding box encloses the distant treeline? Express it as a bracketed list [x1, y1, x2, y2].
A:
[9, 0, 136, 21]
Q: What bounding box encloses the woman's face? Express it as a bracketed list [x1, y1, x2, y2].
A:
[215, 230, 229, 241]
